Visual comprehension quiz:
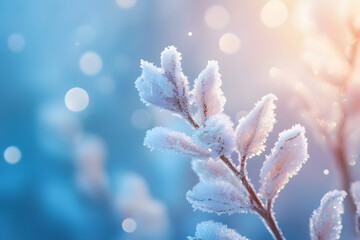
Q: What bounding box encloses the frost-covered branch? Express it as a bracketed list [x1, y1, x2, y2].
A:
[135, 46, 311, 240]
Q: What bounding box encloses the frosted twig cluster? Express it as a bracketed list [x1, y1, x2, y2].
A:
[135, 46, 315, 239]
[272, 0, 360, 233]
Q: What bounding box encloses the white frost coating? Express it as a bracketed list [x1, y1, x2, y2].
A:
[193, 114, 235, 158]
[188, 221, 248, 240]
[192, 159, 239, 187]
[186, 180, 250, 215]
[160, 46, 192, 118]
[135, 46, 192, 119]
[193, 61, 226, 126]
[236, 94, 277, 159]
[144, 127, 210, 159]
[135, 60, 180, 112]
[260, 124, 309, 201]
[350, 181, 360, 232]
[310, 190, 347, 240]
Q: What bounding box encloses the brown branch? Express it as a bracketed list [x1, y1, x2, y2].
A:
[219, 155, 284, 240]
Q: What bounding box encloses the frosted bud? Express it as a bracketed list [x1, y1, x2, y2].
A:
[186, 180, 250, 215]
[310, 190, 346, 240]
[144, 127, 210, 159]
[260, 124, 309, 201]
[193, 114, 235, 158]
[193, 61, 226, 126]
[236, 94, 277, 159]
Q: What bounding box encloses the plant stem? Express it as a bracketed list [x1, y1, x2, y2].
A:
[220, 155, 285, 240]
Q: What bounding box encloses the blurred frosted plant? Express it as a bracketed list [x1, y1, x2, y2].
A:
[115, 173, 169, 239]
[350, 181, 360, 232]
[309, 190, 347, 240]
[188, 221, 248, 240]
[271, 0, 360, 229]
[136, 46, 310, 239]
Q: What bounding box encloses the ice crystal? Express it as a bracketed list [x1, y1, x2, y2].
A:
[144, 127, 210, 158]
[192, 61, 226, 126]
[193, 114, 235, 158]
[309, 190, 346, 240]
[236, 94, 277, 159]
[260, 124, 309, 201]
[188, 221, 248, 240]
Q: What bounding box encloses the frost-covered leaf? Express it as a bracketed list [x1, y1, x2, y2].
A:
[310, 190, 347, 240]
[135, 46, 192, 120]
[160, 46, 192, 118]
[236, 94, 277, 159]
[260, 124, 308, 201]
[192, 158, 239, 186]
[193, 61, 226, 126]
[186, 180, 250, 215]
[188, 221, 248, 240]
[144, 127, 210, 159]
[193, 114, 235, 158]
[350, 181, 360, 232]
[135, 60, 180, 112]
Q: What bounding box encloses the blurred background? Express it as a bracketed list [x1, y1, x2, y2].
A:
[0, 0, 359, 239]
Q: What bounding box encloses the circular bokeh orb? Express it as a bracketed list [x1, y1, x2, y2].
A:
[219, 33, 241, 54]
[122, 218, 137, 233]
[8, 33, 25, 52]
[4, 146, 22, 164]
[116, 0, 137, 9]
[65, 87, 89, 112]
[204, 6, 230, 29]
[79, 52, 102, 76]
[260, 0, 288, 28]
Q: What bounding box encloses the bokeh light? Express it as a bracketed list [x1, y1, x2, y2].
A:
[116, 0, 137, 9]
[260, 0, 288, 28]
[122, 218, 137, 233]
[7, 33, 25, 52]
[323, 169, 329, 175]
[79, 52, 102, 76]
[219, 33, 241, 54]
[4, 146, 22, 164]
[204, 5, 230, 30]
[65, 87, 89, 112]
